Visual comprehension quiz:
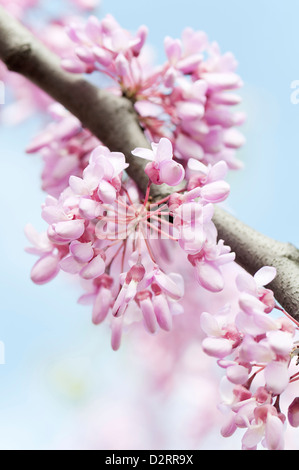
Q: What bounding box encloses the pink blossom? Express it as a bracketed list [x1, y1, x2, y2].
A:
[199, 263, 299, 450]
[69, 144, 128, 204]
[200, 308, 242, 359]
[264, 361, 290, 395]
[30, 253, 60, 285]
[26, 104, 100, 197]
[187, 159, 230, 203]
[62, 13, 149, 86]
[188, 240, 235, 292]
[0, 0, 39, 20]
[24, 224, 63, 285]
[164, 29, 208, 74]
[132, 138, 185, 186]
[70, 0, 100, 11]
[242, 405, 285, 450]
[92, 275, 114, 325]
[61, 15, 245, 172]
[26, 128, 243, 352]
[236, 266, 276, 313]
[26, 142, 195, 349]
[288, 398, 299, 428]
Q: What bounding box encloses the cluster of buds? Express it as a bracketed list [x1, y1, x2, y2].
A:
[26, 104, 100, 197]
[61, 15, 245, 171]
[200, 266, 299, 450]
[26, 138, 235, 349]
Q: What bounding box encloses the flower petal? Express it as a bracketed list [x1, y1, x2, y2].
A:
[70, 241, 94, 263]
[226, 364, 249, 385]
[140, 298, 158, 334]
[155, 137, 173, 162]
[254, 266, 276, 287]
[265, 414, 284, 450]
[153, 295, 172, 332]
[195, 262, 224, 292]
[159, 160, 185, 186]
[264, 362, 289, 395]
[200, 311, 221, 337]
[80, 255, 106, 280]
[60, 255, 82, 274]
[98, 180, 117, 204]
[202, 337, 232, 358]
[154, 270, 184, 300]
[31, 255, 60, 285]
[200, 180, 230, 203]
[92, 287, 112, 324]
[131, 147, 154, 160]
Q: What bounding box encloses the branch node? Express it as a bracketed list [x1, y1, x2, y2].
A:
[5, 43, 32, 72]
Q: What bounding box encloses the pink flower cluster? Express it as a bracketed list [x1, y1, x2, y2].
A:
[132, 137, 185, 187]
[62, 15, 245, 170]
[26, 104, 100, 197]
[0, 0, 100, 124]
[0, 0, 99, 20]
[26, 138, 236, 350]
[0, 0, 39, 20]
[62, 14, 148, 76]
[200, 266, 299, 450]
[10, 6, 296, 450]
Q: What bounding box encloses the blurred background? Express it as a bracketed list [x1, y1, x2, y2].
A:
[0, 0, 298, 450]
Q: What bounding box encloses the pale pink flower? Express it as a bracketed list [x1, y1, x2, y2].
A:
[62, 14, 148, 84]
[0, 0, 39, 20]
[242, 405, 285, 450]
[200, 307, 242, 359]
[187, 159, 230, 203]
[61, 15, 245, 172]
[164, 31, 206, 74]
[236, 266, 276, 313]
[288, 398, 299, 428]
[70, 0, 100, 11]
[132, 137, 185, 186]
[27, 104, 100, 197]
[198, 262, 299, 450]
[30, 253, 61, 285]
[24, 224, 62, 285]
[70, 144, 128, 204]
[188, 239, 235, 292]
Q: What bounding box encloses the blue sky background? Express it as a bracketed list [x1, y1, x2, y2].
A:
[0, 0, 298, 449]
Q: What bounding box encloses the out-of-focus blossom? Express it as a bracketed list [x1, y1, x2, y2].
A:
[0, 0, 39, 20]
[27, 104, 100, 197]
[199, 267, 299, 450]
[61, 15, 245, 170]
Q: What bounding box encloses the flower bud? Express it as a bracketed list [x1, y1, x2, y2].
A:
[288, 397, 299, 427]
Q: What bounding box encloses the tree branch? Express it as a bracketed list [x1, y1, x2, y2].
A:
[214, 207, 299, 319]
[0, 6, 298, 320]
[0, 5, 152, 191]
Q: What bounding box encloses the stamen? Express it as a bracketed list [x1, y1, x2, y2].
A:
[275, 305, 299, 328]
[146, 221, 178, 241]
